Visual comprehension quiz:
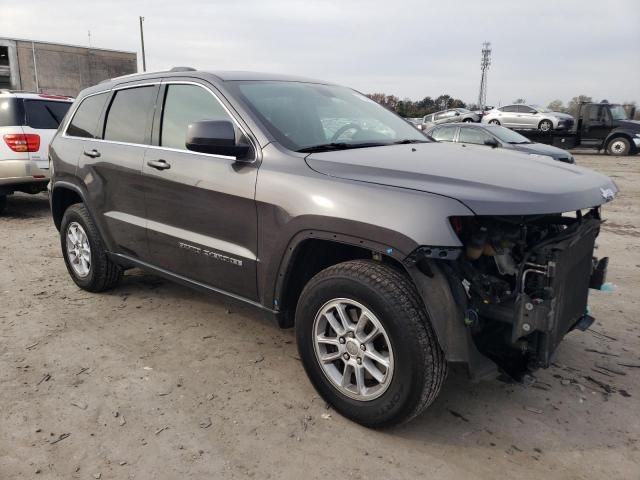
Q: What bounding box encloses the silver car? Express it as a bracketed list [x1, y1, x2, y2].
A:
[482, 104, 574, 132]
[422, 108, 480, 128]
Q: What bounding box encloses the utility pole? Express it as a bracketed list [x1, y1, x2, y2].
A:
[139, 16, 146, 72]
[477, 42, 491, 112]
[88, 30, 91, 48]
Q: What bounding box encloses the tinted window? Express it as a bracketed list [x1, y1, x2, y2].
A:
[161, 84, 232, 150]
[458, 127, 494, 145]
[0, 98, 22, 126]
[430, 125, 457, 142]
[501, 105, 517, 113]
[104, 86, 156, 144]
[24, 100, 71, 129]
[518, 105, 535, 113]
[67, 93, 109, 138]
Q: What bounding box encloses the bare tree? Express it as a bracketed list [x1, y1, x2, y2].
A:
[547, 99, 566, 112]
[513, 98, 526, 104]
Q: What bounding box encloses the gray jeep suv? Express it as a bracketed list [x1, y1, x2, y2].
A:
[49, 69, 617, 428]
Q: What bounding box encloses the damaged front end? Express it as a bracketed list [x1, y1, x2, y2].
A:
[416, 208, 608, 379]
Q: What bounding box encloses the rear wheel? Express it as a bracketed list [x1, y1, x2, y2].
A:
[607, 137, 630, 156]
[296, 260, 447, 428]
[60, 204, 122, 292]
[488, 119, 500, 126]
[538, 119, 553, 132]
[0, 195, 6, 215]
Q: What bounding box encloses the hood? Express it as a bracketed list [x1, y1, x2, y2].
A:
[305, 142, 617, 216]
[618, 119, 640, 132]
[509, 142, 573, 161]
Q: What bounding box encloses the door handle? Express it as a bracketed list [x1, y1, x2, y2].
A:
[147, 159, 171, 170]
[83, 149, 101, 158]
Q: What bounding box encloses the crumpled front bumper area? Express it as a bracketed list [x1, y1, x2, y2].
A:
[445, 209, 607, 379]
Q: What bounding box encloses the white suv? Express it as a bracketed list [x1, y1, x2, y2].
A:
[0, 90, 73, 214]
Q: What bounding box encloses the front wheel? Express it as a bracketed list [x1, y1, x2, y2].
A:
[60, 204, 122, 292]
[295, 260, 447, 428]
[463, 118, 474, 123]
[488, 119, 500, 125]
[538, 119, 553, 132]
[607, 137, 631, 156]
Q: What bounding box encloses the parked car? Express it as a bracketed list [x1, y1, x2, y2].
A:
[422, 108, 480, 128]
[49, 68, 616, 428]
[425, 123, 575, 163]
[482, 104, 574, 132]
[0, 90, 73, 214]
[404, 117, 424, 129]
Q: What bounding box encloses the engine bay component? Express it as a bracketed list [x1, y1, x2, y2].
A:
[447, 208, 606, 378]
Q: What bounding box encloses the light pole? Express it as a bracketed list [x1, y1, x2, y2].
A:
[139, 16, 146, 72]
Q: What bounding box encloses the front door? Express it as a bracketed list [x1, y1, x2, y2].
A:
[143, 81, 259, 300]
[582, 104, 612, 143]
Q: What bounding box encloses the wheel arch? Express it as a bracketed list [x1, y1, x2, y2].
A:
[273, 231, 408, 329]
[51, 181, 87, 231]
[604, 130, 636, 154]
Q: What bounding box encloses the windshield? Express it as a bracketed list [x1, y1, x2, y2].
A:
[609, 105, 628, 120]
[488, 126, 532, 144]
[231, 81, 427, 152]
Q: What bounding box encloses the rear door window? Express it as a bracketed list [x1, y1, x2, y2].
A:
[67, 93, 109, 138]
[0, 98, 22, 126]
[430, 125, 457, 142]
[517, 105, 535, 113]
[501, 105, 517, 113]
[458, 128, 494, 145]
[24, 100, 72, 129]
[104, 86, 156, 144]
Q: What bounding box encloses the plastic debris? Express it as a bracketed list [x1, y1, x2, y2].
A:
[599, 282, 616, 292]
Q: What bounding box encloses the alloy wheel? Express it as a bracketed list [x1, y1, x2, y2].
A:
[66, 222, 91, 278]
[313, 298, 394, 401]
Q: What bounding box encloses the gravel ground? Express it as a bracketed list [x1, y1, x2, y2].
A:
[0, 154, 638, 479]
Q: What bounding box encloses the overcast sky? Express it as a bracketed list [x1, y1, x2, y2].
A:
[2, 0, 639, 106]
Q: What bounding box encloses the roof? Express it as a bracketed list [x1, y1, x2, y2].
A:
[99, 68, 331, 87]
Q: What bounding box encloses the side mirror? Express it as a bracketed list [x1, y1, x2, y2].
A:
[484, 138, 499, 148]
[454, 112, 461, 116]
[186, 120, 251, 159]
[529, 110, 537, 114]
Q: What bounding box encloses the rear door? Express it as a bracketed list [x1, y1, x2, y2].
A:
[499, 106, 519, 127]
[78, 83, 158, 259]
[515, 105, 537, 128]
[143, 80, 259, 300]
[23, 97, 72, 169]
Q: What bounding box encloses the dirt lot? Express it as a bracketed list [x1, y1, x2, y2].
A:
[1, 154, 638, 479]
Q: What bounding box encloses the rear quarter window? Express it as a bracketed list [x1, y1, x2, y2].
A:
[0, 98, 23, 127]
[66, 93, 109, 138]
[24, 100, 72, 129]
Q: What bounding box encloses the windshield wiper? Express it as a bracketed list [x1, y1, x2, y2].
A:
[296, 142, 388, 153]
[393, 139, 429, 144]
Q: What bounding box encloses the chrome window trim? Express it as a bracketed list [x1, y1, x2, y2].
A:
[61, 79, 258, 163]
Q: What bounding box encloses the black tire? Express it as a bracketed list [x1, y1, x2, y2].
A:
[606, 137, 631, 156]
[488, 119, 500, 126]
[463, 118, 474, 123]
[538, 119, 553, 132]
[60, 203, 122, 292]
[0, 195, 6, 215]
[295, 260, 447, 428]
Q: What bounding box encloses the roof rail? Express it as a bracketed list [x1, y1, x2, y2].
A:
[170, 66, 196, 72]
